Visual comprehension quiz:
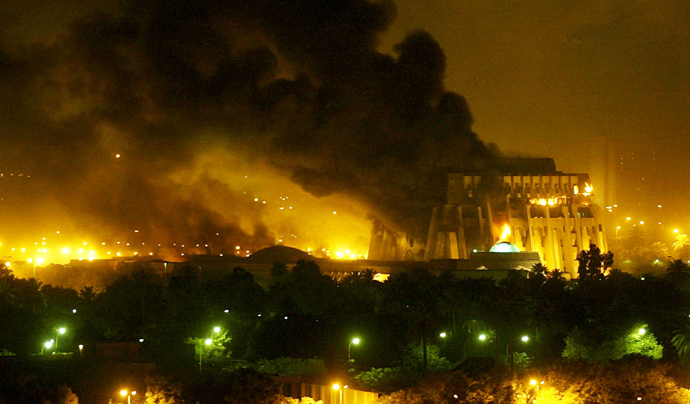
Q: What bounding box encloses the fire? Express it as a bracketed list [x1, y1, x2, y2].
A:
[500, 224, 511, 242]
[583, 182, 593, 196]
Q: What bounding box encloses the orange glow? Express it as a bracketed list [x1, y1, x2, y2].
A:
[500, 224, 511, 242]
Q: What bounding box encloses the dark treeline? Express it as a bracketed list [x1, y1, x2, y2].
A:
[3, 256, 690, 403]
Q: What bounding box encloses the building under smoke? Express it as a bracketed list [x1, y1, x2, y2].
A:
[368, 158, 608, 278]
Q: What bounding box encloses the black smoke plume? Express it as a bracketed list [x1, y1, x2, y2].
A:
[0, 0, 496, 256]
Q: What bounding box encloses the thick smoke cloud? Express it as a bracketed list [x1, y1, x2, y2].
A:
[0, 0, 495, 257]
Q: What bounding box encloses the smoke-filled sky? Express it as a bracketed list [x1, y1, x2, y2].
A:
[1, 0, 689, 262]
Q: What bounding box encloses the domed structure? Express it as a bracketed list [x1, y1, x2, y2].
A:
[489, 241, 521, 253]
[247, 245, 311, 264]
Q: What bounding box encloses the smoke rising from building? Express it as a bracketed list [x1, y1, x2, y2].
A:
[0, 0, 497, 260]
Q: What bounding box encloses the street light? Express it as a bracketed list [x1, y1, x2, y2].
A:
[530, 379, 544, 401]
[332, 383, 348, 404]
[199, 338, 213, 372]
[348, 337, 360, 360]
[42, 340, 53, 354]
[120, 389, 136, 404]
[55, 327, 66, 352]
[463, 333, 489, 361]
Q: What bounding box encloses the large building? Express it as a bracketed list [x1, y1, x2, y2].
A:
[369, 159, 608, 278]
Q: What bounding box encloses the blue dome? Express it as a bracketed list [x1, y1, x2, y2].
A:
[489, 241, 521, 253]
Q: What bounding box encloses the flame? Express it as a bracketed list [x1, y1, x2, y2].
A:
[500, 224, 511, 241]
[583, 182, 593, 195]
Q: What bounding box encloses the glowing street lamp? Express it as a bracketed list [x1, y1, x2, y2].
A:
[199, 326, 217, 372]
[42, 340, 53, 354]
[55, 327, 66, 352]
[332, 383, 348, 404]
[348, 337, 360, 360]
[120, 389, 136, 404]
[463, 333, 489, 361]
[439, 332, 447, 338]
[530, 379, 544, 401]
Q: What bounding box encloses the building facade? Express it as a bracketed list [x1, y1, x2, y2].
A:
[369, 161, 608, 279]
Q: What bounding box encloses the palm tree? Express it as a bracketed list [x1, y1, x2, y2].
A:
[667, 259, 690, 292]
[673, 234, 690, 259]
[529, 263, 548, 280]
[16, 278, 45, 314]
[79, 285, 98, 301]
[672, 320, 690, 362]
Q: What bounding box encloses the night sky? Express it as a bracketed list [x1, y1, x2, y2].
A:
[1, 0, 688, 259]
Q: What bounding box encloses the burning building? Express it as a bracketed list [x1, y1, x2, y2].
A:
[368, 158, 608, 279]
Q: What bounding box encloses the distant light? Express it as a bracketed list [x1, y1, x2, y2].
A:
[58, 327, 66, 334]
[204, 339, 212, 346]
[115, 154, 121, 158]
[224, 309, 229, 313]
[332, 384, 340, 391]
[284, 316, 288, 320]
[626, 217, 631, 221]
[213, 326, 221, 333]
[72, 309, 77, 313]
[521, 336, 529, 342]
[45, 340, 53, 349]
[638, 328, 646, 335]
[139, 338, 144, 342]
[352, 337, 360, 345]
[639, 221, 644, 225]
[530, 380, 537, 386]
[675, 229, 680, 233]
[658, 205, 662, 208]
[439, 332, 447, 338]
[478, 334, 487, 341]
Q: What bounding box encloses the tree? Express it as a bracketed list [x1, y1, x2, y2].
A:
[666, 259, 690, 292]
[383, 268, 440, 371]
[577, 243, 613, 280]
[673, 234, 690, 259]
[529, 263, 548, 281]
[145, 374, 184, 404]
[78, 285, 99, 301]
[671, 320, 690, 363]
